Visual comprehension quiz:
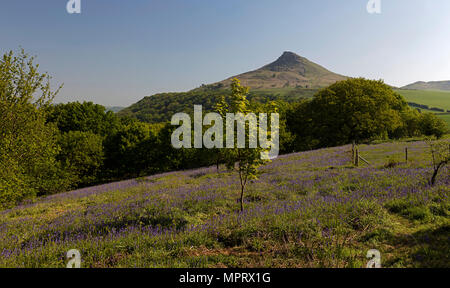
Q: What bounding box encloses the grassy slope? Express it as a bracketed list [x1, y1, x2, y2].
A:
[396, 89, 450, 128]
[396, 89, 450, 110]
[0, 140, 448, 268]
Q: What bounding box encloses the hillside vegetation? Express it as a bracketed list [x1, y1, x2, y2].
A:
[1, 140, 448, 268]
[401, 81, 450, 91]
[118, 89, 450, 132]
[117, 88, 318, 123]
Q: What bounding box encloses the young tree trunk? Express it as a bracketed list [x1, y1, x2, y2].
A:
[216, 151, 222, 174]
[238, 167, 246, 212]
[240, 185, 245, 212]
[430, 168, 439, 186]
[430, 161, 446, 186]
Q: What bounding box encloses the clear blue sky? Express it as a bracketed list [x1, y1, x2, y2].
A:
[1, 0, 450, 106]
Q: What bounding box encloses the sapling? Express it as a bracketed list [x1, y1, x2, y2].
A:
[427, 139, 450, 186]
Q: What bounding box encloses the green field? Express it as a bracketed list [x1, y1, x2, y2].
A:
[394, 89, 450, 129]
[396, 89, 450, 111]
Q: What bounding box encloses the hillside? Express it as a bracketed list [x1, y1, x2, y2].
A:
[211, 51, 348, 90]
[401, 81, 450, 91]
[1, 140, 448, 268]
[396, 89, 450, 111]
[118, 90, 226, 123]
[119, 52, 347, 122]
[119, 53, 450, 128]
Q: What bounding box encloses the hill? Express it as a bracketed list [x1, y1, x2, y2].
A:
[1, 140, 449, 268]
[211, 51, 348, 90]
[401, 81, 450, 91]
[119, 52, 347, 123]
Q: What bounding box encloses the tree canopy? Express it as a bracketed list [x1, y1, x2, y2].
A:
[0, 50, 69, 206]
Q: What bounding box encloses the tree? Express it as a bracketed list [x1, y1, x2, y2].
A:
[286, 99, 320, 151]
[427, 139, 449, 186]
[0, 49, 70, 207]
[46, 101, 120, 136]
[57, 131, 104, 187]
[419, 113, 448, 139]
[213, 95, 228, 172]
[218, 79, 272, 212]
[391, 108, 422, 138]
[103, 121, 151, 178]
[304, 78, 408, 147]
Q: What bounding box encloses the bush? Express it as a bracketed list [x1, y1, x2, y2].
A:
[418, 113, 448, 138]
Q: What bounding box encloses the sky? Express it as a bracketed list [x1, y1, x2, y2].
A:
[1, 0, 450, 106]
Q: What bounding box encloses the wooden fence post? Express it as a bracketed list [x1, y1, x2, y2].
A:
[355, 147, 359, 167]
[405, 147, 408, 163]
[352, 141, 355, 165]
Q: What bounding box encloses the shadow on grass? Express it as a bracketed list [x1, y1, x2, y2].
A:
[385, 224, 450, 268]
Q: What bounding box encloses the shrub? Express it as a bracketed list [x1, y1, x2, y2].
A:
[419, 113, 448, 138]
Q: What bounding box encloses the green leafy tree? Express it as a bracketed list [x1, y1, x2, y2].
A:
[219, 79, 271, 212]
[293, 78, 409, 148]
[0, 49, 70, 207]
[286, 99, 320, 151]
[418, 113, 448, 139]
[57, 131, 104, 187]
[46, 101, 120, 136]
[391, 108, 422, 138]
[103, 121, 151, 178]
[46, 101, 123, 187]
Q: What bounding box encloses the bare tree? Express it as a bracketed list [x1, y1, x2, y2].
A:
[427, 139, 450, 186]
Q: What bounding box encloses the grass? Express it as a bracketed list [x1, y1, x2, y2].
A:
[0, 140, 448, 268]
[436, 114, 450, 128]
[396, 89, 450, 111]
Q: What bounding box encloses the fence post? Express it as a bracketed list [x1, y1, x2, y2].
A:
[405, 147, 408, 163]
[355, 147, 359, 167]
[352, 141, 355, 165]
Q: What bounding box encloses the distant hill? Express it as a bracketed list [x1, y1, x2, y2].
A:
[105, 106, 125, 113]
[208, 51, 348, 90]
[119, 52, 348, 123]
[401, 81, 450, 91]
